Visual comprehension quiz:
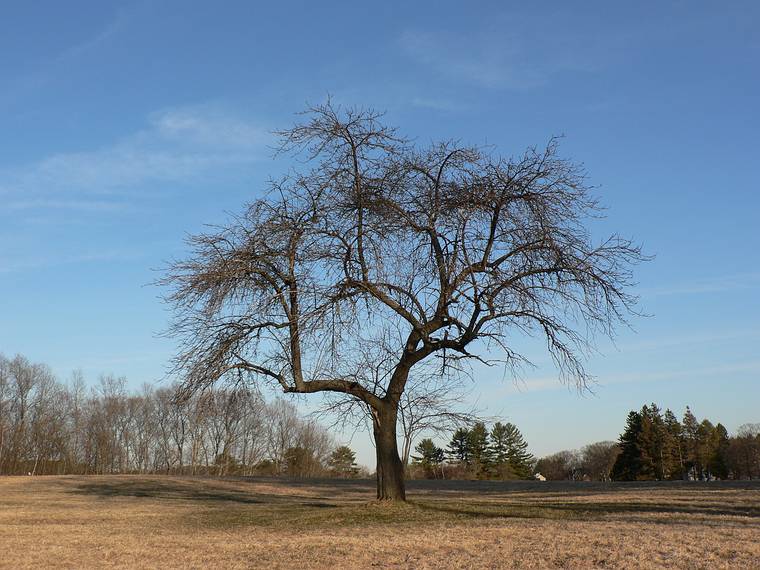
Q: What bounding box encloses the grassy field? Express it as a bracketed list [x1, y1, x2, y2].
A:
[1, 476, 759, 569]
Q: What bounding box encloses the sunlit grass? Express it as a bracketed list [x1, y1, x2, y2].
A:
[1, 476, 758, 569]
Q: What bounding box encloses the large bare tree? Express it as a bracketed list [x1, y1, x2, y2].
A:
[161, 102, 644, 500]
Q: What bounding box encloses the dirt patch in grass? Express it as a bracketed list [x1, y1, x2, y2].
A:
[1, 476, 758, 569]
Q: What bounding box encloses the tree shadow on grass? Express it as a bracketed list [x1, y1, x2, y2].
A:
[64, 477, 760, 529]
[405, 479, 760, 496]
[68, 477, 332, 507]
[411, 498, 760, 524]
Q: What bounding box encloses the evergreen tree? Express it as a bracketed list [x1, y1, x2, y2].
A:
[649, 403, 668, 479]
[490, 422, 510, 464]
[696, 419, 714, 479]
[412, 438, 445, 479]
[638, 404, 666, 479]
[663, 409, 684, 480]
[611, 411, 644, 481]
[490, 422, 515, 479]
[709, 423, 730, 479]
[637, 405, 657, 480]
[327, 446, 359, 478]
[468, 422, 492, 478]
[490, 422, 534, 479]
[682, 407, 700, 479]
[447, 427, 471, 465]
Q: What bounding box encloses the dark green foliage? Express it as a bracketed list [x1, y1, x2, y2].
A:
[682, 406, 700, 479]
[663, 408, 685, 479]
[611, 411, 645, 481]
[612, 404, 742, 481]
[327, 446, 359, 478]
[709, 423, 730, 480]
[443, 421, 535, 480]
[468, 422, 492, 478]
[412, 438, 445, 479]
[283, 446, 322, 478]
[447, 428, 471, 464]
[490, 422, 534, 479]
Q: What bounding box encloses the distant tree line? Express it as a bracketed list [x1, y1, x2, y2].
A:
[410, 421, 534, 480]
[534, 404, 760, 481]
[0, 354, 363, 478]
[5, 353, 757, 482]
[611, 404, 759, 481]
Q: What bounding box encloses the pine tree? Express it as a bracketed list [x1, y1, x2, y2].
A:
[637, 405, 657, 480]
[682, 407, 700, 479]
[663, 409, 684, 480]
[612, 411, 644, 481]
[447, 428, 471, 465]
[490, 422, 534, 480]
[468, 422, 491, 478]
[327, 446, 359, 478]
[412, 438, 445, 479]
[638, 403, 667, 480]
[697, 419, 716, 479]
[490, 422, 515, 479]
[709, 423, 730, 479]
[649, 403, 668, 479]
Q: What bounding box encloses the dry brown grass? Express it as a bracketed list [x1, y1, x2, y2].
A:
[1, 476, 758, 569]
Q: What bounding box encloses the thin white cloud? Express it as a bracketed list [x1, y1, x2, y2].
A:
[0, 104, 271, 207]
[617, 329, 760, 353]
[642, 272, 760, 296]
[504, 361, 760, 395]
[410, 97, 466, 111]
[150, 106, 267, 150]
[5, 199, 128, 212]
[0, 11, 128, 108]
[602, 361, 760, 386]
[57, 13, 125, 62]
[399, 30, 539, 89]
[398, 26, 600, 90]
[0, 250, 142, 274]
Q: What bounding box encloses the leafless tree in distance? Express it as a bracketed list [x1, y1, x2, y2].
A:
[396, 375, 481, 469]
[161, 101, 645, 500]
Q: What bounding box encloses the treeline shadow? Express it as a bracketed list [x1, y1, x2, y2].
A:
[235, 476, 760, 495]
[68, 477, 331, 507]
[412, 498, 760, 524]
[64, 476, 760, 526]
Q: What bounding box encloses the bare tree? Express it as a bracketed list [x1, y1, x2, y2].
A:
[397, 375, 480, 469]
[580, 441, 620, 481]
[162, 102, 644, 500]
[0, 356, 9, 472]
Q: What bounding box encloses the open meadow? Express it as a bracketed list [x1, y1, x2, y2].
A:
[1, 476, 759, 569]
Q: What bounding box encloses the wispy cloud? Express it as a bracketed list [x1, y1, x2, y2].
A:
[503, 361, 760, 395]
[398, 26, 600, 90]
[5, 199, 129, 213]
[602, 361, 760, 386]
[410, 97, 466, 111]
[0, 104, 271, 210]
[0, 11, 128, 108]
[0, 250, 142, 274]
[642, 272, 760, 297]
[617, 329, 760, 353]
[399, 30, 536, 89]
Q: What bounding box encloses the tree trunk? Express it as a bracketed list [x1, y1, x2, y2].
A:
[372, 405, 406, 501]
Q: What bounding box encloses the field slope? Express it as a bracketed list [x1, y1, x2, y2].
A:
[1, 476, 759, 569]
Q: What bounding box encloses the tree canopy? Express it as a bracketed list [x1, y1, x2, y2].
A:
[162, 101, 645, 499]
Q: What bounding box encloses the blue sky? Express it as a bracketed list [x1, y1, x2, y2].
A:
[1, 1, 758, 466]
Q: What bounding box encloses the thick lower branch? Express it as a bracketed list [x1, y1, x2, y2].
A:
[286, 379, 383, 410]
